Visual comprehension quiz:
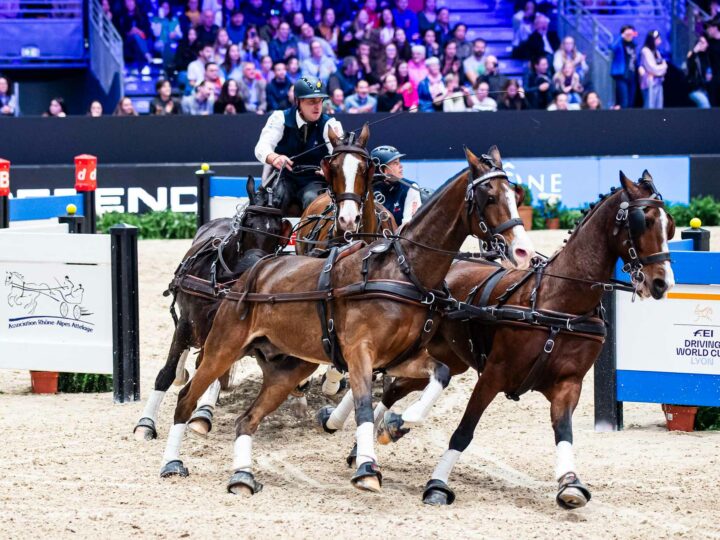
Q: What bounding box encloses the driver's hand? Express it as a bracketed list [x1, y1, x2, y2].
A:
[271, 154, 294, 171]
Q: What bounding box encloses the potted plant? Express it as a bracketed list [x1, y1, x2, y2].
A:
[662, 404, 698, 432]
[518, 186, 533, 230]
[30, 371, 59, 394]
[537, 193, 562, 229]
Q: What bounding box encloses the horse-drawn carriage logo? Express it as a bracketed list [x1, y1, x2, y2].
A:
[694, 304, 713, 323]
[4, 271, 93, 323]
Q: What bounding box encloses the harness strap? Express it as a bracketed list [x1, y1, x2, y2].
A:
[477, 268, 507, 308]
[506, 326, 561, 401]
[316, 247, 347, 372]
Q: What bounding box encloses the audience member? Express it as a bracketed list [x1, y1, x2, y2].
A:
[417, 0, 438, 39]
[151, 1, 182, 67]
[243, 0, 267, 27]
[417, 56, 445, 112]
[442, 73, 472, 112]
[479, 54, 508, 95]
[44, 97, 67, 117]
[393, 0, 419, 42]
[187, 44, 215, 87]
[182, 80, 216, 114]
[397, 60, 419, 109]
[706, 19, 720, 105]
[204, 61, 225, 97]
[521, 14, 559, 63]
[640, 29, 667, 109]
[359, 0, 379, 28]
[174, 27, 199, 73]
[151, 79, 182, 114]
[267, 62, 292, 110]
[297, 23, 335, 62]
[301, 40, 337, 81]
[611, 25, 639, 108]
[686, 35, 712, 109]
[553, 61, 583, 103]
[376, 42, 400, 79]
[450, 24, 472, 61]
[259, 9, 280, 42]
[270, 22, 299, 63]
[328, 56, 361, 96]
[306, 0, 324, 27]
[318, 8, 340, 51]
[213, 28, 230, 64]
[497, 79, 529, 110]
[434, 8, 452, 45]
[116, 0, 153, 67]
[196, 9, 219, 45]
[393, 27, 413, 60]
[113, 96, 138, 116]
[471, 80, 497, 112]
[356, 41, 380, 88]
[407, 45, 428, 87]
[527, 56, 552, 109]
[222, 44, 243, 80]
[377, 8, 397, 47]
[214, 79, 246, 114]
[238, 61, 267, 113]
[581, 91, 602, 110]
[180, 0, 201, 35]
[0, 75, 18, 117]
[325, 88, 346, 113]
[463, 38, 486, 86]
[553, 36, 589, 82]
[214, 0, 237, 27]
[259, 55, 274, 82]
[345, 79, 377, 113]
[377, 73, 405, 112]
[286, 56, 302, 83]
[290, 11, 306, 36]
[512, 0, 536, 56]
[240, 25, 269, 68]
[547, 92, 579, 111]
[226, 9, 246, 44]
[440, 41, 464, 83]
[88, 100, 103, 117]
[423, 28, 441, 60]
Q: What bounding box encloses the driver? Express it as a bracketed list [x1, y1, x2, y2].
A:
[371, 145, 423, 226]
[254, 75, 344, 212]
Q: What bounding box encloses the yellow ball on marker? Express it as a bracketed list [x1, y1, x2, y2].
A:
[690, 217, 702, 229]
[66, 203, 77, 216]
[201, 163, 210, 172]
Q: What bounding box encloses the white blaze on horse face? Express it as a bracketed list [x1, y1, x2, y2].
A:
[555, 441, 576, 480]
[503, 184, 535, 268]
[659, 208, 675, 290]
[337, 153, 361, 231]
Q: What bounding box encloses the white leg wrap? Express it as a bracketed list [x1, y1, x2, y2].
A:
[233, 435, 253, 472]
[321, 366, 345, 396]
[355, 422, 377, 466]
[431, 449, 461, 484]
[373, 402, 388, 430]
[196, 379, 221, 409]
[325, 389, 354, 431]
[162, 423, 187, 465]
[141, 390, 165, 422]
[555, 441, 575, 480]
[401, 378, 444, 426]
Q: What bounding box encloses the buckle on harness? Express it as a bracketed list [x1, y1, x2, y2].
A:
[544, 339, 555, 354]
[628, 247, 638, 260]
[328, 318, 334, 333]
[421, 292, 435, 305]
[423, 319, 434, 333]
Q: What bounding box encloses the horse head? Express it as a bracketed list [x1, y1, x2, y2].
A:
[614, 170, 675, 299]
[464, 146, 535, 269]
[241, 176, 293, 254]
[321, 123, 375, 234]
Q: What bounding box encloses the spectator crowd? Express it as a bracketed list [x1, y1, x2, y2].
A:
[2, 0, 720, 116]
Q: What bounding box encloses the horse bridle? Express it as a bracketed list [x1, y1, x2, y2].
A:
[465, 156, 524, 256]
[613, 181, 672, 288]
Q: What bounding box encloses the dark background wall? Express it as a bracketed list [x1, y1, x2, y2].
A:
[1, 109, 719, 199]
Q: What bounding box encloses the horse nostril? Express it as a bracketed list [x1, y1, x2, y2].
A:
[354, 214, 361, 223]
[653, 278, 667, 291]
[514, 248, 528, 260]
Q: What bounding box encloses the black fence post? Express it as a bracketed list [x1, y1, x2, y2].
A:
[594, 291, 623, 432]
[0, 194, 7, 229]
[681, 225, 710, 252]
[111, 224, 140, 403]
[196, 164, 213, 229]
[81, 190, 97, 234]
[58, 205, 84, 234]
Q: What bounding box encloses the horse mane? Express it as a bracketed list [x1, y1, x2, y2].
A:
[564, 187, 622, 247]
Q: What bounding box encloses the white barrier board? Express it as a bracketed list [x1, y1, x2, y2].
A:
[209, 196, 248, 221]
[617, 284, 720, 376]
[0, 233, 113, 373]
[4, 220, 68, 234]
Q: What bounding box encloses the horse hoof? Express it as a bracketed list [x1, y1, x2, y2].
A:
[133, 418, 157, 441]
[227, 470, 263, 496]
[188, 406, 213, 437]
[160, 460, 189, 478]
[173, 369, 190, 386]
[422, 479, 456, 506]
[351, 461, 382, 493]
[377, 411, 408, 445]
[315, 405, 337, 434]
[345, 443, 357, 468]
[556, 472, 591, 510]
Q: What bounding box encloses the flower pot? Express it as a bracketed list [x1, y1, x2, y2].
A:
[30, 371, 59, 394]
[662, 404, 698, 432]
[518, 205, 533, 230]
[545, 217, 560, 230]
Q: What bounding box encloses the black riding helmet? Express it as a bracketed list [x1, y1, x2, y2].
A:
[294, 76, 329, 99]
[371, 145, 406, 168]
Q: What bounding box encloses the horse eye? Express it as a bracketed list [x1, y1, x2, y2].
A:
[487, 196, 496, 204]
[645, 217, 654, 228]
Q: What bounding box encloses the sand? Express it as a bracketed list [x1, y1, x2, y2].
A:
[1, 229, 719, 540]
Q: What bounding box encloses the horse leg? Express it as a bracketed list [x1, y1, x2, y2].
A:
[376, 350, 451, 445]
[228, 356, 318, 496]
[320, 366, 346, 396]
[134, 322, 191, 441]
[187, 373, 221, 437]
[159, 325, 244, 478]
[346, 343, 383, 493]
[422, 368, 501, 506]
[315, 386, 354, 433]
[548, 381, 591, 510]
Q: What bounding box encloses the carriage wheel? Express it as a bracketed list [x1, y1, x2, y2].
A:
[73, 305, 81, 320]
[60, 302, 69, 318]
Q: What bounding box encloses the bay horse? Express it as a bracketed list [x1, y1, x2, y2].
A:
[371, 171, 675, 508]
[294, 124, 397, 256]
[133, 178, 292, 441]
[158, 146, 535, 495]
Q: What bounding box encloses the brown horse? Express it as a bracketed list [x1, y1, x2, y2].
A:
[158, 146, 535, 494]
[294, 124, 396, 256]
[371, 171, 674, 508]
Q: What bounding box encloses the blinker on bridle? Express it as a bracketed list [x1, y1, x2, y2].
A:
[466, 155, 523, 256]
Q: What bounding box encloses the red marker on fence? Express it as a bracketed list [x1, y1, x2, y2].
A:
[74, 154, 97, 233]
[0, 158, 9, 228]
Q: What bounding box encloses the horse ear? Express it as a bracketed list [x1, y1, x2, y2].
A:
[320, 157, 331, 182]
[619, 170, 638, 195]
[328, 124, 341, 149]
[357, 122, 371, 147]
[514, 183, 525, 207]
[641, 169, 653, 183]
[246, 176, 256, 205]
[487, 145, 502, 168]
[280, 219, 293, 241]
[464, 146, 482, 173]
